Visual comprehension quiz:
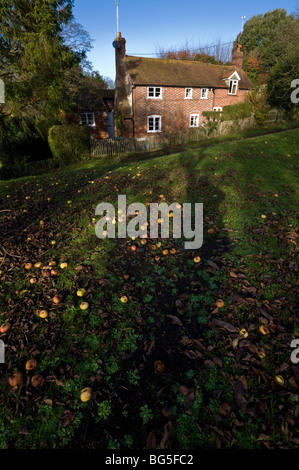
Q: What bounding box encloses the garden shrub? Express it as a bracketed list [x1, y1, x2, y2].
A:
[48, 124, 91, 163]
[0, 158, 57, 181]
[0, 116, 51, 167]
[221, 102, 254, 121]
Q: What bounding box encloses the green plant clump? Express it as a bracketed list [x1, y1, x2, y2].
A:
[48, 124, 91, 163]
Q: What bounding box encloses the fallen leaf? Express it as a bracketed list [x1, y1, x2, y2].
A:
[234, 376, 248, 410]
[61, 411, 75, 428]
[146, 431, 157, 449]
[212, 319, 239, 333]
[166, 315, 183, 326]
[160, 422, 172, 449]
[179, 385, 194, 396]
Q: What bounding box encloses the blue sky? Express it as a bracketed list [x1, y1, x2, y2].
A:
[73, 0, 297, 82]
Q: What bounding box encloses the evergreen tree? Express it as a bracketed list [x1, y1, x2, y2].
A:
[0, 0, 76, 130]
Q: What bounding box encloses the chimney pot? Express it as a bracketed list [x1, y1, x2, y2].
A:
[232, 45, 243, 68]
[117, 32, 121, 38]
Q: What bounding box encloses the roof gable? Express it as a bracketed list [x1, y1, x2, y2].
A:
[223, 70, 241, 81]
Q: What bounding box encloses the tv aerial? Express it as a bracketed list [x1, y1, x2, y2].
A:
[112, 0, 121, 48]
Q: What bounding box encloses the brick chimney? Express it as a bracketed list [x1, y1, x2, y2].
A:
[114, 32, 126, 109]
[232, 44, 243, 69]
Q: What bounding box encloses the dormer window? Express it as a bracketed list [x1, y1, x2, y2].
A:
[228, 79, 238, 95]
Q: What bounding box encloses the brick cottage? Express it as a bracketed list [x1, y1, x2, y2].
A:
[77, 88, 115, 139]
[113, 33, 252, 139]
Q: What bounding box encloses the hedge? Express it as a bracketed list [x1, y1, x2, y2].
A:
[202, 102, 254, 122]
[48, 124, 91, 163]
[222, 102, 254, 121]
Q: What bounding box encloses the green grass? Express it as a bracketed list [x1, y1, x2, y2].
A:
[0, 127, 298, 449]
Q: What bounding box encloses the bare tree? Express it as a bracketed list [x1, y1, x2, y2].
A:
[62, 21, 94, 71]
[156, 37, 233, 64]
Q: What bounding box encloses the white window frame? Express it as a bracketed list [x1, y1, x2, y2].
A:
[213, 107, 222, 112]
[185, 88, 193, 99]
[147, 115, 162, 133]
[201, 88, 208, 99]
[189, 114, 200, 128]
[80, 112, 95, 127]
[228, 79, 238, 95]
[147, 87, 162, 99]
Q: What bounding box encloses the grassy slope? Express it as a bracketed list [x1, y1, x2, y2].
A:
[0, 128, 298, 449]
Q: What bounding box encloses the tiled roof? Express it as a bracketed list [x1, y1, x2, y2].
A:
[125, 56, 252, 89]
[77, 89, 114, 113]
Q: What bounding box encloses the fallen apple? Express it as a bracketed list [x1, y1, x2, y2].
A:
[215, 299, 224, 308]
[30, 278, 37, 284]
[42, 269, 51, 278]
[31, 374, 44, 388]
[25, 263, 32, 270]
[60, 262, 68, 269]
[53, 294, 64, 304]
[154, 360, 165, 373]
[0, 323, 11, 334]
[8, 371, 22, 387]
[80, 387, 92, 402]
[123, 274, 130, 280]
[77, 288, 86, 297]
[38, 310, 48, 319]
[34, 262, 42, 269]
[120, 296, 128, 304]
[131, 245, 137, 252]
[25, 359, 38, 371]
[80, 302, 89, 310]
[239, 328, 248, 338]
[259, 325, 270, 335]
[193, 256, 201, 263]
[162, 249, 169, 256]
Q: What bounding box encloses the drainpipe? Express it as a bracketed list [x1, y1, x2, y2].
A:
[132, 85, 135, 139]
[212, 88, 215, 110]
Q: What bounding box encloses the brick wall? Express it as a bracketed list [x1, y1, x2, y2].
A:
[91, 112, 109, 139]
[214, 88, 248, 108]
[133, 86, 248, 138]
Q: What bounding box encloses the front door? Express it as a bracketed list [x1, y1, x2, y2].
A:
[107, 111, 115, 138]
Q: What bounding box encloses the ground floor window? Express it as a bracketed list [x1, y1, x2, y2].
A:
[189, 114, 199, 127]
[147, 115, 162, 132]
[80, 112, 95, 127]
